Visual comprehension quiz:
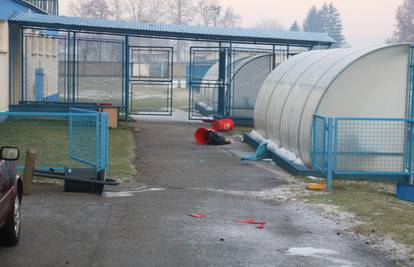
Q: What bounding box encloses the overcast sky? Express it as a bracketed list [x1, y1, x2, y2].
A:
[60, 0, 404, 47]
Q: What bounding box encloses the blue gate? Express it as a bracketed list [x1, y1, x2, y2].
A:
[0, 109, 108, 172]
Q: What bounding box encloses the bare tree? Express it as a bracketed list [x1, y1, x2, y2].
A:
[255, 19, 285, 31]
[196, 0, 240, 27]
[109, 0, 124, 20]
[197, 0, 221, 26]
[168, 0, 195, 25]
[69, 0, 113, 19]
[126, 0, 169, 23]
[220, 7, 240, 27]
[126, 0, 149, 22]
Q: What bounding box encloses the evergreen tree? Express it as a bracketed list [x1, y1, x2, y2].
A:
[290, 20, 300, 31]
[318, 3, 345, 48]
[303, 6, 321, 32]
[392, 0, 414, 42]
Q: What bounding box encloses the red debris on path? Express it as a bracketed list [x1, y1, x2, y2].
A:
[189, 213, 206, 218]
[237, 219, 266, 224]
[237, 219, 266, 229]
[256, 223, 265, 229]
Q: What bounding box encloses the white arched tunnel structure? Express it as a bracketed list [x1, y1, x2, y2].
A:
[197, 54, 273, 119]
[254, 44, 410, 167]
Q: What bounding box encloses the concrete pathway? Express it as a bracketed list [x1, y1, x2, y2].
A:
[0, 121, 393, 266]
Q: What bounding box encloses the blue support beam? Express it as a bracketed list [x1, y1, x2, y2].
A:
[124, 35, 130, 126]
[217, 47, 226, 117]
[326, 117, 334, 191]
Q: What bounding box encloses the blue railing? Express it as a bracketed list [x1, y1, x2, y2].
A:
[312, 115, 414, 189]
[0, 109, 108, 173]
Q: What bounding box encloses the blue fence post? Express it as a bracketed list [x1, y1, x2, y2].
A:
[326, 117, 334, 191]
[409, 121, 414, 184]
[311, 115, 316, 168]
[322, 117, 327, 173]
[124, 35, 130, 128]
[34, 68, 45, 101]
[101, 112, 109, 172]
[217, 47, 226, 117]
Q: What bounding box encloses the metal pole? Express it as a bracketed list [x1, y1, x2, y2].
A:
[188, 47, 193, 119]
[272, 44, 276, 70]
[21, 28, 24, 102]
[66, 30, 70, 103]
[227, 42, 233, 117]
[218, 47, 226, 117]
[409, 45, 414, 184]
[124, 35, 130, 128]
[327, 117, 334, 190]
[72, 32, 76, 103]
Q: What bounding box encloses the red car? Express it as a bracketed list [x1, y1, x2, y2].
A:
[0, 147, 22, 246]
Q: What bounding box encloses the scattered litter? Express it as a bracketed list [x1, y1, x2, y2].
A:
[307, 183, 327, 191]
[241, 142, 268, 161]
[211, 118, 235, 132]
[189, 213, 206, 218]
[194, 128, 231, 145]
[237, 219, 266, 229]
[256, 223, 265, 229]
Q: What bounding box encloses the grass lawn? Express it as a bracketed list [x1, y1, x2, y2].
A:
[303, 180, 414, 247]
[0, 118, 136, 181]
[108, 123, 137, 180]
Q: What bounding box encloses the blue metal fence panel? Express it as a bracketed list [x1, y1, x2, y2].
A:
[334, 118, 407, 174]
[312, 115, 413, 181]
[0, 110, 108, 173]
[312, 115, 327, 174]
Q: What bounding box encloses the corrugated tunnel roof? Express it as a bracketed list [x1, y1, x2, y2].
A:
[9, 12, 335, 46]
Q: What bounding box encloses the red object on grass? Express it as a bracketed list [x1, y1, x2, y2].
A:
[189, 213, 206, 218]
[211, 118, 235, 132]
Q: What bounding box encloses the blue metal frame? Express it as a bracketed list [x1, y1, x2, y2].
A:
[244, 114, 414, 189]
[311, 114, 413, 184]
[129, 46, 174, 83]
[124, 35, 129, 124]
[0, 109, 110, 172]
[188, 46, 229, 120]
[9, 13, 335, 47]
[68, 108, 108, 171]
[243, 133, 319, 176]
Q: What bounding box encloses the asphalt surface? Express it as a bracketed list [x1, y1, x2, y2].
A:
[0, 120, 395, 267]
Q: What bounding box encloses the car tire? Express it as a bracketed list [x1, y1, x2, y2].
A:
[0, 194, 21, 246]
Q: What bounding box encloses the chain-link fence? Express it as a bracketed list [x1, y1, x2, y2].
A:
[22, 31, 125, 111]
[0, 109, 108, 172]
[312, 115, 413, 178]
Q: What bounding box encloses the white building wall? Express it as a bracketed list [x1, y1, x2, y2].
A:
[0, 21, 9, 112]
